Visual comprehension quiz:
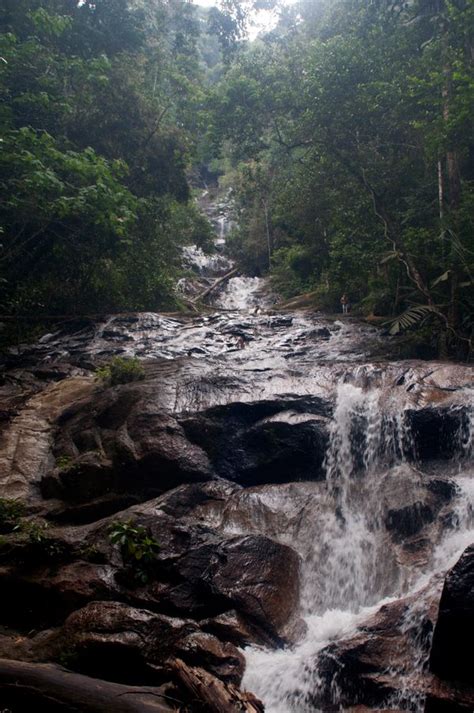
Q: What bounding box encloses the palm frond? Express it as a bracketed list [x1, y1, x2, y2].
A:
[386, 304, 437, 335]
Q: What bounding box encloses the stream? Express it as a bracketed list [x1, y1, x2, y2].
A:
[179, 242, 474, 711]
[1, 225, 473, 712]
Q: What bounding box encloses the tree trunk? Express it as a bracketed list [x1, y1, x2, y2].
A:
[0, 659, 174, 712]
[169, 658, 264, 713]
[191, 267, 238, 304]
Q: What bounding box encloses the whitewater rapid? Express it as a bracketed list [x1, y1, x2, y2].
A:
[242, 382, 473, 712]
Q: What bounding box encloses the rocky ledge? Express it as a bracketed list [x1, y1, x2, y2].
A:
[0, 310, 472, 711]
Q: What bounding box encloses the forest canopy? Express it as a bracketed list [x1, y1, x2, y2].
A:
[0, 0, 214, 317]
[1, 0, 473, 356]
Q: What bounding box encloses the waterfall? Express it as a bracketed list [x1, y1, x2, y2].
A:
[243, 381, 474, 712]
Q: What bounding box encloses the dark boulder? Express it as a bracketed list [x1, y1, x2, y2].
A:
[180, 398, 329, 486]
[58, 601, 245, 687]
[385, 501, 434, 541]
[310, 587, 439, 710]
[408, 407, 467, 461]
[429, 544, 474, 684]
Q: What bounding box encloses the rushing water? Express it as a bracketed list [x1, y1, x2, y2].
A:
[19, 220, 473, 711]
[242, 377, 474, 712]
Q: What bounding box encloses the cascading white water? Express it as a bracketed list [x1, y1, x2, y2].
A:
[214, 276, 269, 311]
[243, 382, 474, 712]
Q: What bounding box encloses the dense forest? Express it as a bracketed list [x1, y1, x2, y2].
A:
[1, 0, 473, 357]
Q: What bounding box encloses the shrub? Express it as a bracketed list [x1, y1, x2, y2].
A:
[0, 498, 26, 534]
[108, 520, 159, 584]
[56, 454, 74, 471]
[17, 520, 69, 560]
[95, 356, 145, 386]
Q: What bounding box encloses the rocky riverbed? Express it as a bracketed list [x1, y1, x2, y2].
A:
[0, 243, 473, 712]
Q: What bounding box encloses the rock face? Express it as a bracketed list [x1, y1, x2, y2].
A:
[429, 545, 474, 684]
[181, 401, 329, 485]
[309, 548, 474, 713]
[0, 486, 301, 645]
[0, 294, 473, 712]
[311, 586, 440, 710]
[41, 387, 215, 510]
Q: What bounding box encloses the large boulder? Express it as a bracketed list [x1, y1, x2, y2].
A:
[41, 386, 215, 509]
[59, 601, 245, 687]
[0, 492, 302, 648]
[180, 398, 329, 486]
[429, 544, 474, 684]
[310, 585, 440, 710]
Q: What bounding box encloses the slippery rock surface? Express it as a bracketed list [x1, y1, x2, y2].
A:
[429, 544, 474, 684]
[311, 546, 474, 713]
[0, 263, 473, 711]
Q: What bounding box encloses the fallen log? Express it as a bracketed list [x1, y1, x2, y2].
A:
[170, 658, 264, 713]
[191, 267, 238, 304]
[0, 658, 175, 712]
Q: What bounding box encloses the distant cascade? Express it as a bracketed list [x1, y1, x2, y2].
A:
[218, 215, 226, 242]
[213, 276, 269, 311]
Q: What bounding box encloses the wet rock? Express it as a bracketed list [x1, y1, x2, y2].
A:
[426, 478, 457, 502]
[58, 601, 200, 684]
[181, 398, 329, 486]
[174, 631, 245, 685]
[311, 584, 440, 710]
[155, 480, 242, 519]
[385, 501, 434, 540]
[1, 492, 301, 651]
[120, 507, 301, 645]
[47, 494, 142, 525]
[200, 610, 258, 648]
[155, 528, 301, 645]
[0, 561, 118, 629]
[312, 575, 474, 713]
[430, 544, 474, 684]
[0, 377, 94, 503]
[41, 387, 215, 507]
[210, 535, 300, 644]
[408, 407, 466, 461]
[424, 677, 474, 713]
[231, 419, 327, 485]
[379, 468, 457, 556]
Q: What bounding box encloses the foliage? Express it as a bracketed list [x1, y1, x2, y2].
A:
[56, 455, 73, 471]
[95, 356, 146, 387]
[210, 0, 474, 358]
[78, 543, 104, 564]
[0, 0, 214, 325]
[387, 305, 438, 336]
[0, 498, 26, 534]
[1, 515, 69, 560]
[108, 520, 160, 584]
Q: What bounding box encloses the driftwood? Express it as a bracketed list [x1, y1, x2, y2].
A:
[170, 658, 264, 713]
[191, 268, 238, 305]
[0, 659, 175, 712]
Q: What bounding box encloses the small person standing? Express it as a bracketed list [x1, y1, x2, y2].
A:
[340, 293, 350, 314]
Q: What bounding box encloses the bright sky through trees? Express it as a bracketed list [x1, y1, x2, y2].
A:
[193, 0, 295, 39]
